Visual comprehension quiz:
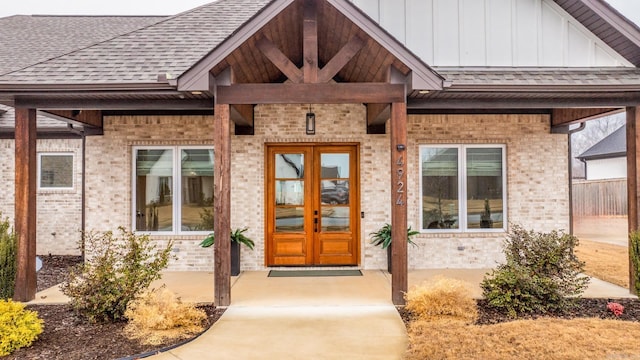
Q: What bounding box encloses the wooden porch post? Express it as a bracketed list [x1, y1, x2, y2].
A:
[14, 108, 37, 302]
[214, 104, 232, 306]
[626, 106, 639, 295]
[390, 102, 408, 305]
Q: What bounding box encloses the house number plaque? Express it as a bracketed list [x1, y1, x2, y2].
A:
[395, 155, 405, 206]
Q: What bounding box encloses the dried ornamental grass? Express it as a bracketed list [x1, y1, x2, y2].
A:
[124, 287, 207, 345]
[405, 318, 640, 360]
[404, 276, 478, 324]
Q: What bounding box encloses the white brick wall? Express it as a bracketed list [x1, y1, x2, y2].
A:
[0, 138, 83, 255]
[72, 109, 568, 271]
[407, 114, 569, 268]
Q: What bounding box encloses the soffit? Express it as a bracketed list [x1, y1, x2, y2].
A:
[209, 1, 409, 84]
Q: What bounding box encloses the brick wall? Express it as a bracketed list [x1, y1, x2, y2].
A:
[407, 114, 569, 268]
[0, 138, 83, 255]
[78, 109, 568, 271]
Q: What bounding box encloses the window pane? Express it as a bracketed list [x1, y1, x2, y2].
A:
[40, 154, 73, 188]
[276, 207, 304, 232]
[276, 180, 304, 205]
[421, 147, 459, 229]
[321, 153, 349, 178]
[466, 148, 503, 229]
[135, 149, 173, 231]
[321, 206, 350, 232]
[275, 154, 304, 178]
[181, 149, 214, 231]
[321, 180, 349, 205]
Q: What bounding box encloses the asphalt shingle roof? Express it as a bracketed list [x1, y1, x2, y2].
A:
[0, 14, 166, 127]
[0, 0, 271, 84]
[0, 15, 166, 75]
[577, 125, 627, 160]
[435, 68, 640, 87]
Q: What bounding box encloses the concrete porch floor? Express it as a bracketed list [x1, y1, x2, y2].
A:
[27, 269, 636, 359]
[28, 268, 636, 305]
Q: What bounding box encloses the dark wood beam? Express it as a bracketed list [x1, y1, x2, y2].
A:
[40, 110, 103, 128]
[230, 104, 254, 127]
[217, 83, 405, 104]
[552, 107, 623, 127]
[231, 104, 254, 136]
[408, 94, 640, 109]
[627, 106, 639, 295]
[256, 36, 303, 84]
[318, 35, 365, 83]
[0, 128, 84, 140]
[15, 97, 213, 111]
[366, 103, 390, 134]
[14, 108, 37, 302]
[390, 102, 408, 305]
[214, 103, 231, 306]
[303, 0, 318, 83]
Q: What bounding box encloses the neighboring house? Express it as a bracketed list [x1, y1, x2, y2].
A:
[577, 125, 626, 180]
[2, 0, 640, 304]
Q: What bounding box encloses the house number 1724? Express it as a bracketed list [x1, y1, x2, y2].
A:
[396, 155, 405, 206]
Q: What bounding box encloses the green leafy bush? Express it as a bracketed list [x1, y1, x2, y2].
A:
[481, 225, 589, 317]
[61, 227, 173, 323]
[630, 231, 640, 295]
[0, 215, 16, 300]
[0, 299, 43, 356]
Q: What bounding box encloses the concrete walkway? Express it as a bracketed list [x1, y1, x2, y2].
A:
[148, 270, 406, 360]
[28, 268, 636, 359]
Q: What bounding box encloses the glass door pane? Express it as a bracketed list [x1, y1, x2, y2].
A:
[275, 153, 305, 232]
[320, 153, 350, 232]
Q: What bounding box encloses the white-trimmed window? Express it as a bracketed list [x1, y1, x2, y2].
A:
[133, 146, 214, 234]
[38, 153, 74, 189]
[420, 145, 506, 232]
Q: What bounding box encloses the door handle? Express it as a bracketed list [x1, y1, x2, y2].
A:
[314, 217, 318, 232]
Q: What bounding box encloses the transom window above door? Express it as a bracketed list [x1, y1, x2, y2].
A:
[132, 146, 214, 234]
[420, 145, 506, 232]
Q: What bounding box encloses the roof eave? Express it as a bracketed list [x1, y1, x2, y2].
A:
[177, 0, 293, 92]
[177, 0, 444, 93]
[577, 152, 627, 161]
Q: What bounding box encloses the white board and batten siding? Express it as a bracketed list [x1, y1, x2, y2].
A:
[350, 0, 633, 67]
[586, 157, 627, 181]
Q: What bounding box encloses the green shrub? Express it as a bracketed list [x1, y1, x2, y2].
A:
[630, 231, 640, 295]
[0, 215, 16, 300]
[61, 227, 173, 323]
[481, 225, 589, 317]
[124, 287, 206, 345]
[0, 299, 43, 356]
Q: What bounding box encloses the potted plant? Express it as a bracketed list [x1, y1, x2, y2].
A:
[370, 223, 418, 273]
[199, 227, 255, 276]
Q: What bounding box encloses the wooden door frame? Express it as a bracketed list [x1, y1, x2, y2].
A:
[264, 142, 361, 267]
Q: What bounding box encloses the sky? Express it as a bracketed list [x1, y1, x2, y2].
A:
[0, 0, 638, 25]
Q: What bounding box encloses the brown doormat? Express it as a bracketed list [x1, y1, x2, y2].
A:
[268, 270, 362, 277]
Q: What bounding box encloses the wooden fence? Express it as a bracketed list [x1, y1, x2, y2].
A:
[572, 179, 627, 217]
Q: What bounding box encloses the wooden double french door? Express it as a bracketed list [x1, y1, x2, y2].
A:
[266, 144, 360, 266]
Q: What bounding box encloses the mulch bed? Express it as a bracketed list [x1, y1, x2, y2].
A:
[4, 255, 224, 360]
[398, 298, 640, 326]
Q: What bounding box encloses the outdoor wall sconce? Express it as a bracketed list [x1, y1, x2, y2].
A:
[306, 105, 316, 135]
